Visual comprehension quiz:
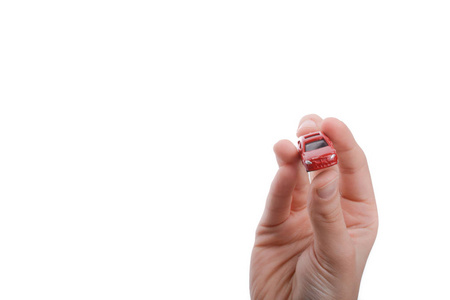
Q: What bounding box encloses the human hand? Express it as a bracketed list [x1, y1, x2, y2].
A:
[250, 115, 378, 300]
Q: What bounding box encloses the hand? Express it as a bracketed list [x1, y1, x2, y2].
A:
[250, 115, 378, 300]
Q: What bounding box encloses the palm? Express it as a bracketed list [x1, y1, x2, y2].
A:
[250, 116, 378, 300]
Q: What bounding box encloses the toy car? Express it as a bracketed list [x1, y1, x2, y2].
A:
[298, 131, 338, 172]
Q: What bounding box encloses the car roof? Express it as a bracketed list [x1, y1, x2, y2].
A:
[303, 132, 322, 139]
[299, 132, 329, 148]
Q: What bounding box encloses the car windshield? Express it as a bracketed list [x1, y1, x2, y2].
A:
[305, 139, 328, 152]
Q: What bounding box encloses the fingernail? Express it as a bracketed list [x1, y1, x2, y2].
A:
[316, 178, 338, 199]
[299, 119, 316, 130]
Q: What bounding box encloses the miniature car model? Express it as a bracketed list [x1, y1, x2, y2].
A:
[298, 131, 338, 172]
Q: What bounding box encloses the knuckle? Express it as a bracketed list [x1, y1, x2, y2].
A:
[311, 202, 342, 225]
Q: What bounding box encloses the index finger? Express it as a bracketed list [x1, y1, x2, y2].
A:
[321, 117, 375, 203]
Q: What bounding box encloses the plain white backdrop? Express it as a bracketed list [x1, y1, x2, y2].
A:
[1, 1, 449, 299]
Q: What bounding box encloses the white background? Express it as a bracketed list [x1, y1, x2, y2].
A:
[1, 1, 449, 299]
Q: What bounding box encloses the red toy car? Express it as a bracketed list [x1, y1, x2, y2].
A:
[298, 131, 338, 172]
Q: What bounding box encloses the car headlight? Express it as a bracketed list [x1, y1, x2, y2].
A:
[329, 154, 336, 160]
[305, 160, 312, 165]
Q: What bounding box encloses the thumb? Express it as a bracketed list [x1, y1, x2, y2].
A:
[308, 170, 350, 256]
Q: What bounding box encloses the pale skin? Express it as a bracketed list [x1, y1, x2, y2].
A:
[250, 115, 378, 300]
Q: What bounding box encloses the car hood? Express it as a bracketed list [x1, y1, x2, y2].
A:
[302, 146, 336, 160]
